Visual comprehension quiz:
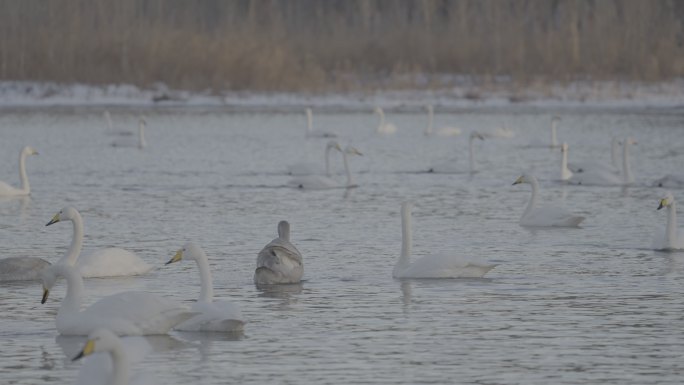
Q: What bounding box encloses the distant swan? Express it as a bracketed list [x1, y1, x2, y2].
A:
[255, 221, 303, 284]
[111, 118, 146, 149]
[0, 146, 38, 196]
[428, 131, 484, 174]
[568, 137, 621, 174]
[424, 105, 461, 136]
[513, 174, 585, 227]
[288, 145, 362, 189]
[652, 192, 684, 250]
[526, 116, 560, 148]
[165, 242, 245, 332]
[287, 140, 342, 176]
[40, 263, 195, 335]
[560, 143, 573, 181]
[568, 137, 636, 186]
[46, 207, 152, 277]
[305, 108, 337, 138]
[392, 202, 497, 278]
[374, 107, 397, 134]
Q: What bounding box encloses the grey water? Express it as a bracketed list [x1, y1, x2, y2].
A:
[1, 105, 683, 384]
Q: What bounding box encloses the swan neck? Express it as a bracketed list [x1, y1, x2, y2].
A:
[666, 201, 677, 246]
[622, 140, 633, 184]
[551, 121, 558, 147]
[342, 151, 353, 187]
[524, 177, 539, 218]
[561, 147, 572, 180]
[59, 213, 84, 266]
[195, 251, 214, 303]
[110, 345, 130, 385]
[18, 150, 30, 193]
[395, 205, 412, 276]
[55, 265, 84, 317]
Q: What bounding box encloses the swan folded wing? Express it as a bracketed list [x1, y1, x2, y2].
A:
[0, 257, 51, 281]
[521, 206, 584, 227]
[0, 181, 22, 195]
[176, 301, 245, 332]
[255, 240, 303, 283]
[287, 162, 319, 176]
[400, 254, 495, 278]
[78, 248, 152, 278]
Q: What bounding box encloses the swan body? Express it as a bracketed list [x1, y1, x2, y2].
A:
[526, 116, 560, 148]
[305, 108, 337, 138]
[165, 243, 244, 332]
[255, 221, 303, 284]
[428, 132, 484, 173]
[0, 256, 51, 282]
[40, 264, 196, 336]
[424, 105, 461, 136]
[485, 124, 515, 138]
[0, 146, 38, 196]
[652, 174, 684, 188]
[111, 118, 146, 149]
[287, 140, 342, 176]
[288, 145, 362, 189]
[568, 137, 636, 186]
[652, 192, 684, 250]
[393, 202, 496, 278]
[513, 174, 585, 227]
[46, 207, 152, 278]
[374, 107, 397, 134]
[568, 137, 621, 174]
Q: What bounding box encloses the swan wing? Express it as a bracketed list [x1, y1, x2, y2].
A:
[176, 301, 245, 332]
[398, 254, 496, 278]
[0, 257, 51, 281]
[521, 206, 584, 227]
[0, 181, 24, 196]
[78, 248, 152, 278]
[378, 123, 397, 134]
[287, 162, 320, 176]
[255, 239, 303, 284]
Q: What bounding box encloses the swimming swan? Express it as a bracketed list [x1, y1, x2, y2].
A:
[560, 143, 573, 181]
[568, 137, 621, 174]
[288, 145, 362, 189]
[392, 202, 497, 278]
[40, 263, 195, 335]
[424, 105, 461, 136]
[0, 146, 38, 196]
[255, 221, 303, 284]
[512, 174, 585, 227]
[165, 242, 245, 332]
[305, 108, 337, 138]
[652, 192, 684, 250]
[374, 107, 397, 134]
[111, 118, 146, 149]
[568, 137, 636, 186]
[287, 140, 342, 176]
[428, 132, 485, 174]
[46, 207, 152, 277]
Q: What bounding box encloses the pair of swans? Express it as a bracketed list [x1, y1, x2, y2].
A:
[287, 140, 342, 176]
[564, 137, 636, 185]
[513, 174, 585, 227]
[428, 131, 485, 174]
[374, 107, 397, 134]
[255, 221, 303, 284]
[526, 116, 561, 148]
[424, 105, 461, 136]
[288, 145, 363, 189]
[393, 202, 496, 278]
[164, 243, 245, 332]
[0, 145, 38, 196]
[653, 192, 684, 250]
[305, 108, 338, 138]
[111, 118, 146, 149]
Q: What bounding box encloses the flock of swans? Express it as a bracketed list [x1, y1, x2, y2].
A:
[0, 106, 683, 385]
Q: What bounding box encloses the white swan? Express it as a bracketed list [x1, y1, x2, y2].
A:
[428, 132, 484, 174]
[652, 192, 684, 250]
[568, 137, 621, 174]
[512, 174, 585, 227]
[374, 107, 397, 134]
[46, 206, 152, 277]
[568, 137, 636, 186]
[111, 118, 146, 149]
[287, 140, 342, 176]
[424, 105, 461, 136]
[73, 329, 152, 385]
[0, 146, 38, 196]
[652, 174, 684, 188]
[485, 123, 515, 138]
[392, 202, 497, 278]
[40, 263, 195, 335]
[526, 116, 560, 148]
[0, 256, 51, 282]
[255, 221, 303, 284]
[165, 242, 245, 332]
[288, 145, 362, 189]
[305, 108, 337, 138]
[560, 143, 573, 181]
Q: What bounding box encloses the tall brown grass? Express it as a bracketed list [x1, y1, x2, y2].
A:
[0, 0, 682, 91]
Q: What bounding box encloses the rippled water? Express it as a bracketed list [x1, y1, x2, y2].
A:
[1, 105, 683, 384]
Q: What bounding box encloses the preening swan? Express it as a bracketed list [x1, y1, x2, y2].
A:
[374, 107, 397, 134]
[305, 108, 337, 138]
[512, 174, 585, 227]
[111, 118, 146, 149]
[40, 263, 195, 335]
[288, 145, 362, 189]
[392, 202, 496, 278]
[568, 137, 621, 174]
[568, 137, 636, 186]
[255, 221, 303, 284]
[424, 105, 461, 136]
[165, 243, 245, 332]
[428, 131, 484, 174]
[0, 146, 38, 196]
[46, 206, 152, 277]
[652, 192, 684, 250]
[287, 140, 342, 176]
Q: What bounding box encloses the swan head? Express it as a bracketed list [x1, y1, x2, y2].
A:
[326, 141, 343, 152]
[470, 131, 485, 141]
[40, 266, 59, 304]
[512, 174, 535, 185]
[22, 146, 39, 156]
[345, 146, 363, 156]
[624, 137, 638, 146]
[166, 242, 203, 265]
[72, 329, 120, 361]
[657, 192, 675, 210]
[277, 220, 291, 240]
[46, 206, 80, 226]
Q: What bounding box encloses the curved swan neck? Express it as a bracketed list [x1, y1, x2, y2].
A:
[18, 149, 30, 193]
[666, 201, 677, 247]
[54, 264, 84, 316]
[342, 150, 354, 187]
[622, 139, 633, 184]
[551, 119, 558, 147]
[611, 138, 621, 169]
[425, 106, 433, 135]
[306, 109, 313, 133]
[194, 250, 214, 303]
[524, 177, 540, 218]
[109, 343, 130, 385]
[395, 203, 412, 276]
[58, 213, 84, 266]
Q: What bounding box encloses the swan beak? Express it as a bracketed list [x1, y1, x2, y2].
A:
[657, 200, 666, 210]
[512, 176, 524, 185]
[72, 339, 95, 361]
[165, 249, 183, 265]
[41, 288, 50, 304]
[46, 213, 60, 226]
